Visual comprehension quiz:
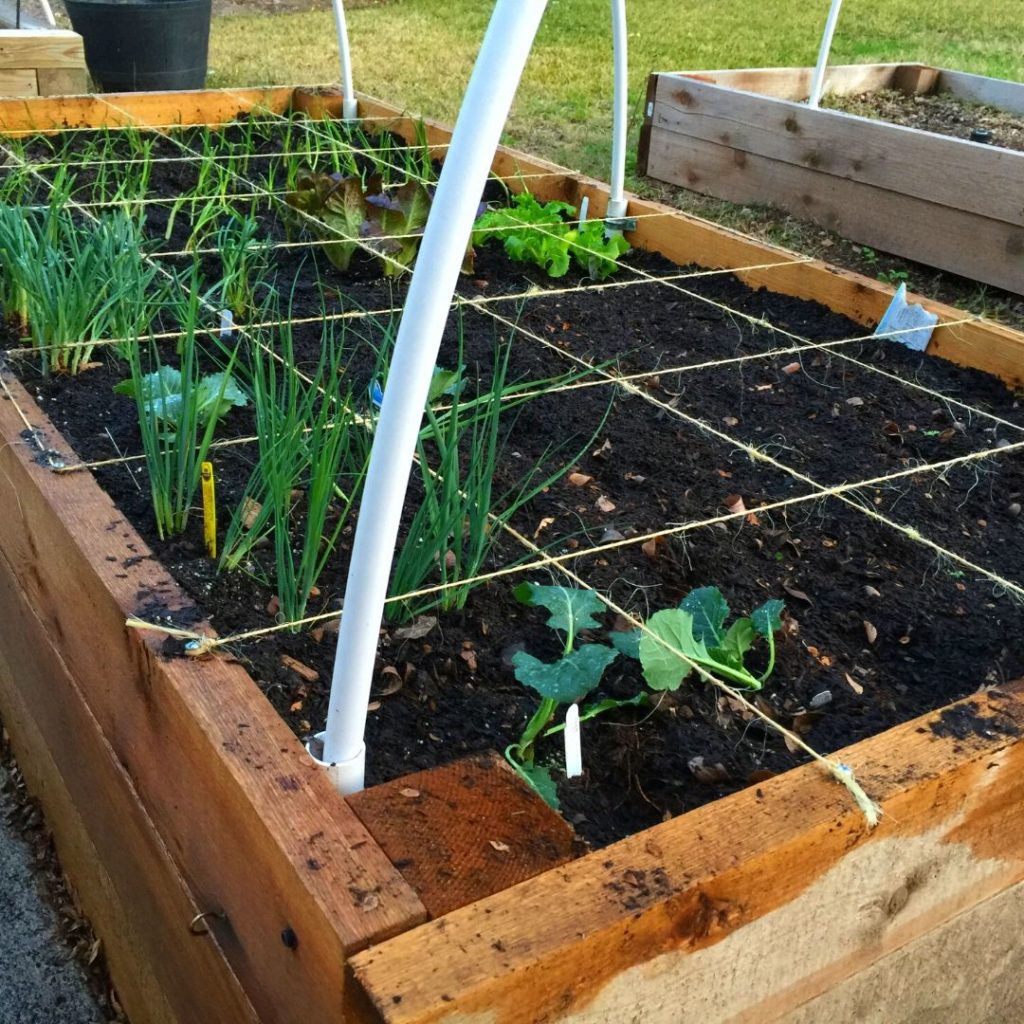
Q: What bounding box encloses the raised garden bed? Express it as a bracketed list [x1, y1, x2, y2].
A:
[1, 86, 1024, 1024]
[638, 63, 1024, 295]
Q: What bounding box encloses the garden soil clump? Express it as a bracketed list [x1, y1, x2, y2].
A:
[5, 119, 1024, 846]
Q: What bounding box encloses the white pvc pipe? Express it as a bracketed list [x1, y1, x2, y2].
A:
[330, 0, 359, 121]
[807, 0, 844, 108]
[311, 0, 550, 795]
[38, 0, 56, 28]
[606, 0, 629, 225]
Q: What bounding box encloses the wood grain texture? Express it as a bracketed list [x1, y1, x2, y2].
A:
[651, 72, 1024, 227]
[670, 64, 909, 102]
[347, 754, 578, 919]
[644, 126, 1024, 295]
[781, 879, 1024, 1023]
[0, 550, 258, 1024]
[0, 29, 84, 68]
[642, 67, 1024, 296]
[937, 68, 1024, 116]
[0, 68, 37, 96]
[0, 368, 425, 1023]
[351, 685, 1024, 1023]
[36, 67, 88, 96]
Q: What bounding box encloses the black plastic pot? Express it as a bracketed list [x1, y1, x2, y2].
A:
[65, 0, 212, 93]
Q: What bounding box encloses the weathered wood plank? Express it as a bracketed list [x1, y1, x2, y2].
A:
[347, 754, 578, 919]
[651, 72, 1024, 227]
[673, 64, 907, 102]
[350, 684, 1024, 1023]
[36, 67, 88, 96]
[0, 369, 426, 1023]
[0, 67, 37, 96]
[937, 68, 1024, 116]
[0, 86, 293, 133]
[781, 879, 1024, 1023]
[643, 125, 1024, 295]
[0, 551, 258, 1024]
[0, 29, 83, 68]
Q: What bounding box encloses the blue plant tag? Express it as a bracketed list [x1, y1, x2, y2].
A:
[368, 379, 384, 409]
[874, 283, 938, 352]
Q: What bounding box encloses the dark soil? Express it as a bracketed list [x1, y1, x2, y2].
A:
[825, 87, 1024, 153]
[4, 118, 1024, 847]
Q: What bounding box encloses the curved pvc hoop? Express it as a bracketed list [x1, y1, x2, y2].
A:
[330, 0, 359, 120]
[807, 0, 844, 108]
[606, 0, 629, 226]
[312, 0, 550, 795]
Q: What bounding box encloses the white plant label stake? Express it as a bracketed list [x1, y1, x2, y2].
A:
[564, 704, 583, 778]
[219, 309, 234, 342]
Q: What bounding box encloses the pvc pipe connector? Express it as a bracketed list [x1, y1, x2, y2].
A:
[807, 0, 844, 109]
[316, 0, 550, 793]
[330, 0, 359, 121]
[306, 732, 366, 795]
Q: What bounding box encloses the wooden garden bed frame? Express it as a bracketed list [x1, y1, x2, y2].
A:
[0, 29, 86, 96]
[638, 63, 1024, 295]
[1, 86, 1023, 1024]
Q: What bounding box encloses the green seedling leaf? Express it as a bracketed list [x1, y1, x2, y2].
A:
[511, 645, 619, 704]
[513, 581, 606, 635]
[608, 627, 641, 659]
[543, 692, 648, 736]
[714, 616, 755, 670]
[680, 586, 730, 646]
[284, 170, 367, 271]
[513, 760, 560, 809]
[116, 367, 247, 428]
[427, 365, 464, 405]
[639, 608, 710, 691]
[752, 599, 785, 637]
[473, 191, 629, 280]
[195, 372, 249, 423]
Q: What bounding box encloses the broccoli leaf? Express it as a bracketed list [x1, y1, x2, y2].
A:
[513, 581, 606, 635]
[511, 644, 619, 703]
[680, 586, 730, 646]
[512, 760, 560, 809]
[752, 599, 785, 637]
[608, 627, 641, 660]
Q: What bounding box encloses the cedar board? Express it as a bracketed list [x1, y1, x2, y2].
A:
[639, 63, 1024, 295]
[0, 86, 1021, 1023]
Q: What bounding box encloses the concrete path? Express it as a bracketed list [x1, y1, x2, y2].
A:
[0, 764, 105, 1024]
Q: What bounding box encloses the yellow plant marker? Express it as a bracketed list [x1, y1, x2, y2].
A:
[201, 461, 217, 559]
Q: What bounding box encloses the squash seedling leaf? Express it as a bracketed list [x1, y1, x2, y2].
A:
[639, 608, 710, 691]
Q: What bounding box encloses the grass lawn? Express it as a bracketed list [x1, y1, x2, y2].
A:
[209, 0, 1023, 177]
[209, 0, 1024, 318]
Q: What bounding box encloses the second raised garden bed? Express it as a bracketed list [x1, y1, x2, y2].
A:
[0, 86, 1023, 1024]
[638, 62, 1024, 294]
